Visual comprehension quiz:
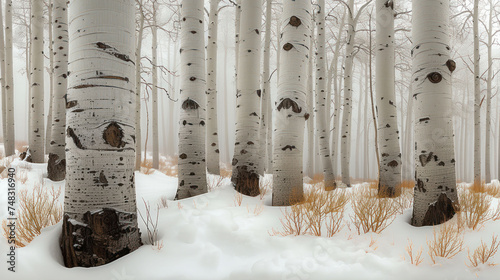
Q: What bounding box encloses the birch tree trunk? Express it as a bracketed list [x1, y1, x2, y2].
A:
[484, 0, 493, 183]
[135, 2, 144, 171]
[176, 0, 207, 199]
[46, 0, 54, 154]
[60, 0, 141, 267]
[331, 11, 346, 180]
[306, 12, 315, 179]
[411, 0, 458, 227]
[375, 0, 401, 197]
[231, 0, 262, 196]
[0, 1, 6, 156]
[315, 0, 335, 190]
[272, 0, 312, 206]
[29, 0, 45, 163]
[4, 0, 15, 156]
[473, 0, 481, 182]
[206, 0, 220, 175]
[340, 0, 355, 187]
[47, 0, 68, 181]
[151, 4, 159, 170]
[258, 0, 271, 176]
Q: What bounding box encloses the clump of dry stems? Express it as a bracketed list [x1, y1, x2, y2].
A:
[405, 239, 424, 266]
[2, 184, 63, 247]
[427, 222, 464, 264]
[467, 235, 500, 267]
[457, 184, 494, 230]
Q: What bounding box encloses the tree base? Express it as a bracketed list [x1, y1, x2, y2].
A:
[19, 148, 32, 162]
[47, 153, 66, 181]
[232, 166, 260, 197]
[412, 193, 456, 227]
[377, 184, 401, 198]
[60, 208, 142, 268]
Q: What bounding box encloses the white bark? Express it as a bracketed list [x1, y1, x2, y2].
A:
[259, 0, 272, 175]
[206, 0, 220, 175]
[484, 0, 493, 183]
[375, 0, 401, 196]
[135, 2, 144, 171]
[29, 0, 45, 163]
[315, 0, 335, 189]
[46, 0, 54, 154]
[411, 0, 457, 226]
[65, 0, 139, 221]
[4, 0, 14, 156]
[0, 1, 6, 156]
[151, 4, 159, 170]
[272, 0, 312, 206]
[49, 0, 68, 162]
[473, 0, 481, 182]
[306, 11, 315, 179]
[177, 0, 207, 199]
[330, 10, 346, 180]
[340, 0, 355, 187]
[231, 0, 262, 196]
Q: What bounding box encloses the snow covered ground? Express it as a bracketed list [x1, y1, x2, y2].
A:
[1, 158, 500, 280]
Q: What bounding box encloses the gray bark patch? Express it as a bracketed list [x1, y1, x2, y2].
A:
[421, 193, 456, 226]
[277, 98, 302, 113]
[103, 122, 126, 148]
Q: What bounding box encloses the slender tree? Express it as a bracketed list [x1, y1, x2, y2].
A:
[60, 0, 142, 267]
[258, 0, 271, 176]
[29, 0, 45, 163]
[273, 0, 312, 206]
[231, 0, 262, 196]
[315, 0, 335, 190]
[306, 10, 315, 179]
[375, 0, 401, 197]
[411, 0, 458, 226]
[473, 0, 481, 182]
[4, 0, 15, 156]
[151, 1, 159, 170]
[176, 0, 208, 199]
[206, 0, 220, 175]
[47, 0, 68, 181]
[0, 1, 6, 156]
[135, 0, 145, 171]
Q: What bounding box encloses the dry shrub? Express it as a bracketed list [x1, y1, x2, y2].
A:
[350, 186, 399, 234]
[271, 186, 349, 237]
[427, 222, 464, 264]
[467, 235, 500, 267]
[309, 173, 325, 185]
[141, 159, 154, 175]
[303, 185, 349, 236]
[2, 184, 63, 247]
[469, 180, 487, 194]
[159, 156, 178, 177]
[220, 166, 232, 179]
[486, 184, 500, 198]
[259, 178, 272, 200]
[394, 186, 414, 214]
[457, 186, 493, 230]
[247, 203, 264, 216]
[234, 191, 243, 206]
[208, 175, 225, 192]
[405, 239, 424, 266]
[158, 196, 169, 209]
[15, 170, 28, 185]
[138, 199, 160, 246]
[270, 203, 308, 236]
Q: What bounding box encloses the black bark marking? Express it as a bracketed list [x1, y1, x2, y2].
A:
[277, 98, 302, 113]
[67, 127, 85, 150]
[416, 179, 426, 193]
[189, 76, 197, 81]
[427, 72, 442, 83]
[283, 43, 293, 51]
[385, 0, 394, 10]
[233, 166, 260, 197]
[87, 76, 129, 82]
[304, 113, 310, 120]
[446, 59, 456, 73]
[419, 152, 434, 167]
[103, 122, 126, 148]
[98, 171, 109, 186]
[257, 89, 261, 97]
[96, 42, 134, 64]
[247, 141, 254, 145]
[421, 193, 456, 226]
[182, 99, 200, 110]
[47, 153, 66, 181]
[438, 161, 445, 166]
[232, 158, 238, 166]
[282, 145, 296, 151]
[387, 160, 399, 167]
[60, 210, 142, 268]
[179, 153, 187, 159]
[382, 153, 389, 157]
[66, 100, 77, 109]
[289, 16, 302, 27]
[419, 117, 430, 123]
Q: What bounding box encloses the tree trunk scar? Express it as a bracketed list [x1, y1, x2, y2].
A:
[95, 42, 134, 64]
[103, 122, 126, 148]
